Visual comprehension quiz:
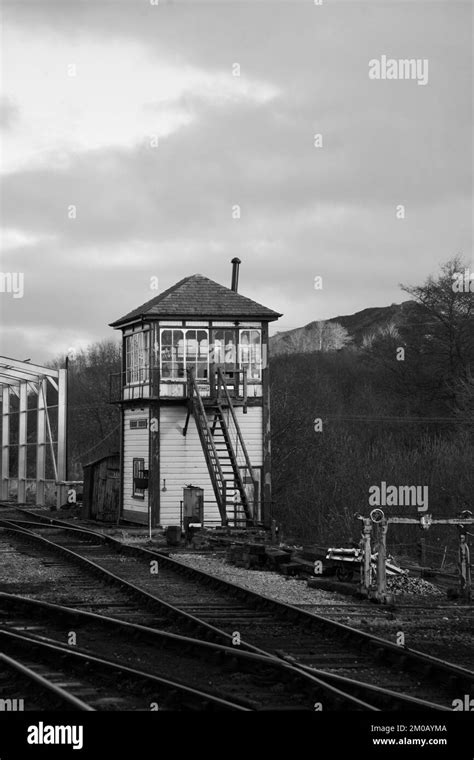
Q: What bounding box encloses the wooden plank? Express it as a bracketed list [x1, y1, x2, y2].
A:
[122, 508, 148, 525]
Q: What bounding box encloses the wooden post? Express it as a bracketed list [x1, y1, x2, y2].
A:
[148, 401, 160, 529]
[222, 480, 227, 527]
[210, 363, 216, 401]
[17, 380, 27, 503]
[271, 518, 278, 545]
[1, 385, 10, 500]
[36, 377, 47, 506]
[419, 533, 426, 577]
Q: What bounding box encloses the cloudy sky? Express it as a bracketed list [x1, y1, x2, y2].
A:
[0, 0, 472, 362]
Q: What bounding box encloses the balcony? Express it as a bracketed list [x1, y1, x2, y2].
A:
[109, 368, 160, 404]
[109, 365, 262, 404]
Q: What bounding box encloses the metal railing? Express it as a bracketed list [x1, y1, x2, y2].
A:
[215, 367, 257, 518]
[206, 364, 248, 405]
[187, 369, 228, 525]
[109, 368, 160, 403]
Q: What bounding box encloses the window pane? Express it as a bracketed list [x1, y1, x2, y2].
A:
[125, 332, 149, 384]
[174, 332, 184, 359]
[239, 329, 262, 380]
[161, 330, 172, 346]
[160, 329, 184, 379]
[199, 337, 208, 360]
[196, 362, 208, 379]
[186, 331, 198, 358]
[212, 331, 224, 363]
[161, 361, 173, 378]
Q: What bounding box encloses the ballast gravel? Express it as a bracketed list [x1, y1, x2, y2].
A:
[170, 552, 350, 606]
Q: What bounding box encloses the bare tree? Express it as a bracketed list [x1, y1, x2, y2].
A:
[400, 255, 474, 407]
[272, 321, 351, 354]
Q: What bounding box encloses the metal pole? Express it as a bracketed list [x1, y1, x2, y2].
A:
[36, 378, 47, 506]
[42, 383, 58, 480]
[17, 380, 27, 503]
[1, 385, 10, 500]
[64, 356, 69, 481]
[459, 534, 471, 602]
[376, 520, 388, 600]
[360, 518, 372, 594]
[57, 368, 68, 508]
[148, 488, 152, 541]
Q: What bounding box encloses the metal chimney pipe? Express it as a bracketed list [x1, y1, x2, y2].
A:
[231, 257, 241, 292]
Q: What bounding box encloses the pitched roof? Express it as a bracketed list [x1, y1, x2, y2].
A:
[110, 274, 282, 327]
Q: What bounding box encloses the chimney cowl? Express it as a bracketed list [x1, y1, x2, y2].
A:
[231, 257, 241, 292]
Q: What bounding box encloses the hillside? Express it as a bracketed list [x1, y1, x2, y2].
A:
[270, 300, 427, 355]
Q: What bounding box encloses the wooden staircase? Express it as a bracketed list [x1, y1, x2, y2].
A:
[186, 368, 257, 526]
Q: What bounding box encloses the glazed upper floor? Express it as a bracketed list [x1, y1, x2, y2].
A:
[109, 270, 281, 403]
[110, 319, 270, 402]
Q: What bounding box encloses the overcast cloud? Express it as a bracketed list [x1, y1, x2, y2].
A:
[0, 0, 472, 361]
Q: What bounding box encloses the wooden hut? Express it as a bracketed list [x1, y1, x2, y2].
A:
[82, 453, 120, 521]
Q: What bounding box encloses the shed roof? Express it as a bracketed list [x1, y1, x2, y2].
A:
[83, 452, 120, 469]
[110, 274, 282, 327]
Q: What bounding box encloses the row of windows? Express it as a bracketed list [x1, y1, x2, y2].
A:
[125, 328, 263, 383]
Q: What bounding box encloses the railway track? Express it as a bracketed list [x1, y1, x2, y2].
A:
[1, 513, 472, 709]
[295, 601, 473, 621]
[0, 526, 445, 713]
[0, 624, 249, 711]
[0, 591, 381, 711]
[0, 650, 93, 711]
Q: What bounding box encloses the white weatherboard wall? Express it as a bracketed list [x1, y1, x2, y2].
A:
[229, 406, 263, 467]
[159, 405, 218, 527]
[123, 407, 149, 517]
[159, 405, 263, 527]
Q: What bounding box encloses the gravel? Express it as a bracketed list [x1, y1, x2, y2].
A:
[387, 574, 444, 596]
[170, 552, 350, 606]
